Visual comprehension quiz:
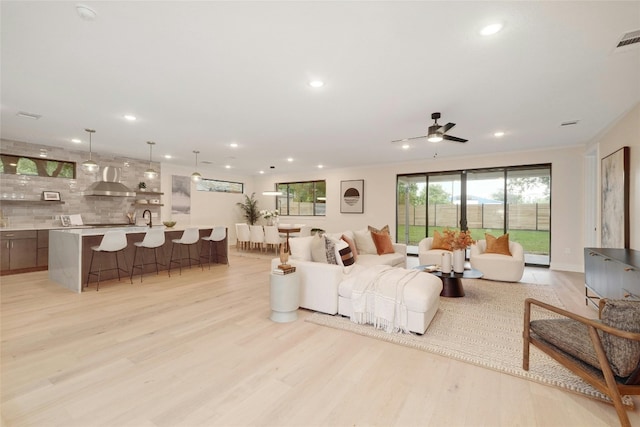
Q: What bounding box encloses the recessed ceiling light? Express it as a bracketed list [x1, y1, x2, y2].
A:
[124, 114, 137, 121]
[76, 4, 97, 21]
[259, 170, 265, 174]
[402, 143, 410, 150]
[317, 164, 324, 169]
[287, 157, 294, 162]
[164, 154, 172, 159]
[480, 23, 504, 36]
[229, 142, 238, 148]
[71, 138, 82, 143]
[16, 111, 41, 120]
[494, 131, 505, 137]
[309, 80, 324, 88]
[225, 165, 231, 169]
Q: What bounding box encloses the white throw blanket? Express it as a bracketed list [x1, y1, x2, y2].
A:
[349, 265, 421, 333]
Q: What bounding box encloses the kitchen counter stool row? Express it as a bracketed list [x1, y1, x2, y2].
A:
[82, 226, 228, 291]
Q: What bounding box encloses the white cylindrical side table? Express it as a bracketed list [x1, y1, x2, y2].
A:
[269, 271, 300, 322]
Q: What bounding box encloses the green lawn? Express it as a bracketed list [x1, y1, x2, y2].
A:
[396, 225, 550, 255]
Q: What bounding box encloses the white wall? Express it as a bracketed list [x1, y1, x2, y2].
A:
[252, 145, 586, 272]
[587, 102, 640, 250]
[159, 162, 254, 241]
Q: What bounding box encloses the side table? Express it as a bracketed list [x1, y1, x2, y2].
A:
[269, 271, 300, 322]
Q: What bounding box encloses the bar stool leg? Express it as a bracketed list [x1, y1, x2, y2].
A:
[130, 246, 139, 284]
[86, 251, 96, 289]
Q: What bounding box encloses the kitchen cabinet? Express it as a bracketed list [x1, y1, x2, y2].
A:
[1, 230, 38, 274]
[37, 230, 49, 268]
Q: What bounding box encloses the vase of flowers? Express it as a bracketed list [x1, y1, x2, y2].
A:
[260, 209, 279, 226]
[442, 229, 475, 273]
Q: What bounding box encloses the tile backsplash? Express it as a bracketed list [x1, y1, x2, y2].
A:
[0, 139, 162, 228]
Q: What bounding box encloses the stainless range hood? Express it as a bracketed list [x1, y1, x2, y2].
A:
[80, 166, 136, 197]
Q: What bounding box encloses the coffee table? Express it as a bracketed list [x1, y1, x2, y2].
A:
[414, 265, 483, 298]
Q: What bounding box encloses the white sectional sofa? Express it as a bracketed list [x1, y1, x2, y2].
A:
[270, 228, 443, 334]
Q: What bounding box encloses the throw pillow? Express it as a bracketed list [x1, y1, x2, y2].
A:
[368, 224, 390, 234]
[354, 229, 377, 254]
[431, 230, 452, 251]
[341, 234, 358, 261]
[288, 235, 314, 261]
[370, 231, 395, 255]
[334, 239, 355, 273]
[310, 234, 327, 263]
[485, 233, 512, 256]
[325, 236, 338, 265]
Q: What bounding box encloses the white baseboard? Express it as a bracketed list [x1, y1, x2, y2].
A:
[549, 262, 584, 273]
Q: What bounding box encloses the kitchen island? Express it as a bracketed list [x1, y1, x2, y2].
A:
[49, 225, 227, 292]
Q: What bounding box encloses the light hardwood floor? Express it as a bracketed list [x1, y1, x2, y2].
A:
[1, 252, 638, 427]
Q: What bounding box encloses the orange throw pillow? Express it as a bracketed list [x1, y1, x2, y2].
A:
[431, 230, 452, 251]
[371, 231, 395, 255]
[485, 233, 512, 256]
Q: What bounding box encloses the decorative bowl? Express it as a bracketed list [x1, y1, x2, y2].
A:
[163, 221, 176, 228]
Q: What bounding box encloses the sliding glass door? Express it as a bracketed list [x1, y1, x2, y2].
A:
[397, 164, 550, 266]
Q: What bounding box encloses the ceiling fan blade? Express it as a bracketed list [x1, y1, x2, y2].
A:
[391, 135, 427, 143]
[443, 135, 468, 143]
[441, 122, 456, 133]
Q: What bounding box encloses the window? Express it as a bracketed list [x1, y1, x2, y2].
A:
[397, 164, 550, 266]
[276, 180, 326, 216]
[0, 154, 75, 178]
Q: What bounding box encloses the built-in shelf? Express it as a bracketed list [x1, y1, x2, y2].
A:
[0, 199, 65, 205]
[135, 191, 164, 196]
[132, 202, 164, 207]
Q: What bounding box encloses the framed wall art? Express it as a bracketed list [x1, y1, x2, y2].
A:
[601, 146, 629, 248]
[340, 179, 364, 214]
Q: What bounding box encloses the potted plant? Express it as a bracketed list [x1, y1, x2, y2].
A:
[237, 192, 260, 225]
[138, 181, 147, 192]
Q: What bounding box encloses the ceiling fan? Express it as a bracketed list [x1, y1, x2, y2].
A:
[392, 112, 468, 144]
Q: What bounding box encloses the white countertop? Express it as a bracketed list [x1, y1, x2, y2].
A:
[49, 224, 216, 236]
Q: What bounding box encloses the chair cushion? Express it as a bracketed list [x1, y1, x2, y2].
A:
[531, 300, 640, 378]
[485, 233, 512, 256]
[431, 230, 452, 251]
[601, 300, 640, 378]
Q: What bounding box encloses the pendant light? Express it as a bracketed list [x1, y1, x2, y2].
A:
[191, 150, 202, 182]
[144, 141, 158, 179]
[81, 128, 99, 173]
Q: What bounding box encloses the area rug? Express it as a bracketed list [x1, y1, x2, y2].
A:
[306, 279, 634, 407]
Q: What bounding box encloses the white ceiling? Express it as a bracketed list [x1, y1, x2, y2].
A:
[2, 1, 639, 176]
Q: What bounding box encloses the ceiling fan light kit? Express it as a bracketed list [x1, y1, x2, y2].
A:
[392, 112, 468, 146]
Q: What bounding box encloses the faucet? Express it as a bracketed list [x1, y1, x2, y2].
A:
[142, 209, 152, 228]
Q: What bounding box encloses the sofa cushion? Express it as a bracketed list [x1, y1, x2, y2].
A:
[431, 230, 452, 251]
[371, 231, 395, 255]
[357, 252, 405, 267]
[325, 237, 338, 264]
[485, 233, 512, 256]
[354, 229, 377, 254]
[368, 224, 390, 234]
[310, 234, 327, 263]
[289, 235, 314, 261]
[335, 239, 356, 273]
[341, 234, 358, 261]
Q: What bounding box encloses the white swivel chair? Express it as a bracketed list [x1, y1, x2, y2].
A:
[201, 226, 228, 268]
[263, 225, 283, 255]
[130, 228, 166, 283]
[470, 239, 525, 282]
[235, 223, 250, 251]
[249, 225, 265, 252]
[168, 227, 202, 276]
[86, 230, 128, 291]
[418, 237, 452, 266]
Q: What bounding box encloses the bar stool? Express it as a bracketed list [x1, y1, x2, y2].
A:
[168, 227, 202, 276]
[201, 226, 228, 268]
[130, 228, 166, 283]
[86, 230, 128, 291]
